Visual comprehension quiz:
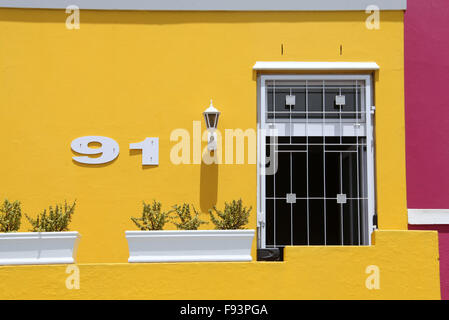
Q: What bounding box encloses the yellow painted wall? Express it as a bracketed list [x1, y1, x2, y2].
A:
[0, 9, 407, 265]
[0, 231, 440, 299]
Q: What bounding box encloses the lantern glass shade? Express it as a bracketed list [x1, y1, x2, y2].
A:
[203, 101, 220, 130]
[206, 113, 217, 129]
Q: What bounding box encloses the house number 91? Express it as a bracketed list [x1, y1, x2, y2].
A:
[71, 136, 159, 165]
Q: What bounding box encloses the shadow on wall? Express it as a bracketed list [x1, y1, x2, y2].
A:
[129, 149, 159, 171]
[199, 151, 218, 213]
[71, 148, 119, 168]
[0, 8, 403, 25]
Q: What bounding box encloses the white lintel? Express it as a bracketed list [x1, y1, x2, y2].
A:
[253, 62, 380, 71]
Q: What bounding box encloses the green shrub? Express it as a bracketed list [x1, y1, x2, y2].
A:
[131, 200, 170, 231]
[209, 199, 251, 230]
[0, 199, 22, 233]
[171, 203, 208, 230]
[25, 200, 76, 232]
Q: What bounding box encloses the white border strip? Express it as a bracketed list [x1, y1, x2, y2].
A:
[253, 62, 380, 71]
[408, 209, 449, 225]
[0, 0, 407, 11]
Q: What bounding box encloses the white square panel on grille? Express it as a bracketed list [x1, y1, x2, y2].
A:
[335, 95, 346, 106]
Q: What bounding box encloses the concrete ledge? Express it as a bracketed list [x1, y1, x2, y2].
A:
[0, 230, 439, 299]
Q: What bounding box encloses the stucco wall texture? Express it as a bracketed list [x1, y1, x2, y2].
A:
[0, 9, 408, 263]
[0, 231, 441, 300]
[0, 7, 441, 299]
[405, 0, 449, 300]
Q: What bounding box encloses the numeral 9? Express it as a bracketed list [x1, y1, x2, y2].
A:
[71, 136, 120, 164]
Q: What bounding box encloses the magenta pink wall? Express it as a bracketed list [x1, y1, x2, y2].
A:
[405, 0, 449, 209]
[405, 0, 449, 300]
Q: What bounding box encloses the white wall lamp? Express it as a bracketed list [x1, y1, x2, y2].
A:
[203, 100, 221, 151]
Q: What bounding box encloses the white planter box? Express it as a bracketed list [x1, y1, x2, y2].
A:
[126, 230, 255, 263]
[0, 232, 81, 265]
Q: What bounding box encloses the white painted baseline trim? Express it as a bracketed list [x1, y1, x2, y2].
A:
[408, 209, 449, 225]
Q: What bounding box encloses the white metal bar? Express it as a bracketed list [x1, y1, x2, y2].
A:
[266, 197, 368, 200]
[348, 152, 354, 244]
[258, 76, 266, 248]
[273, 80, 277, 248]
[267, 86, 366, 89]
[267, 111, 367, 113]
[264, 123, 367, 137]
[289, 87, 293, 246]
[275, 151, 308, 153]
[340, 152, 344, 245]
[365, 76, 375, 245]
[290, 152, 293, 245]
[306, 80, 310, 245]
[356, 80, 361, 245]
[269, 144, 367, 147]
[339, 87, 342, 145]
[322, 80, 327, 245]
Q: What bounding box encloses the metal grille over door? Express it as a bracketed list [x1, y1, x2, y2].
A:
[258, 76, 375, 248]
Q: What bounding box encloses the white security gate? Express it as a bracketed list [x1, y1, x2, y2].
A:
[257, 75, 376, 247]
